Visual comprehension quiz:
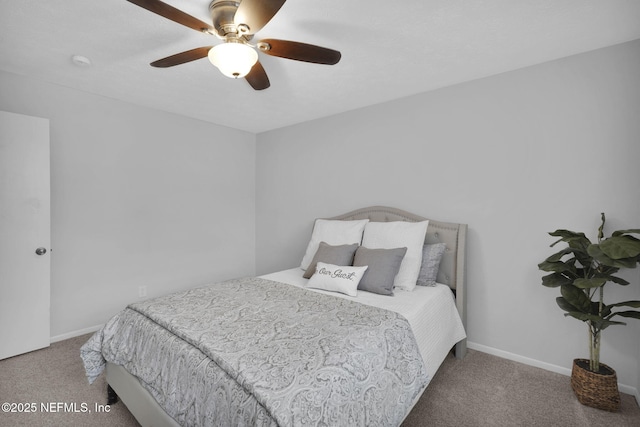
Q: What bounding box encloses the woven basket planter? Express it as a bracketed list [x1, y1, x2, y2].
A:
[570, 359, 620, 412]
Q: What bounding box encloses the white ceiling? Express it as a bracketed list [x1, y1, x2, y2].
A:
[1, 0, 639, 133]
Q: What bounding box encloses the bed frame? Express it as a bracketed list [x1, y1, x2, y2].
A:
[105, 206, 468, 426]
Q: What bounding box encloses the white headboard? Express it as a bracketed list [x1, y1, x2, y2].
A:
[326, 206, 468, 358]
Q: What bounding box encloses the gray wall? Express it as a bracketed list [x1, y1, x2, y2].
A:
[0, 71, 257, 338]
[256, 40, 640, 392]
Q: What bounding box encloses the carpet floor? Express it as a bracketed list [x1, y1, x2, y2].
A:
[0, 333, 638, 426]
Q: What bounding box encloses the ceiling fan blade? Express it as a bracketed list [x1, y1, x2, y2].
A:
[245, 61, 270, 90]
[150, 47, 213, 68]
[257, 39, 341, 65]
[126, 0, 214, 33]
[234, 0, 286, 35]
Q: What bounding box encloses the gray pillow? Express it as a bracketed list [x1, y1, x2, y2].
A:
[303, 242, 359, 279]
[416, 243, 446, 286]
[353, 246, 407, 296]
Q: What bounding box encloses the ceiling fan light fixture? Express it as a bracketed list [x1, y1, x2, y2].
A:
[208, 42, 258, 79]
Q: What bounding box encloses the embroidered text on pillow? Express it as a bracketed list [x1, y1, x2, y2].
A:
[317, 267, 360, 281]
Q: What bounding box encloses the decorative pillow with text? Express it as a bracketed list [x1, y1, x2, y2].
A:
[307, 262, 368, 297]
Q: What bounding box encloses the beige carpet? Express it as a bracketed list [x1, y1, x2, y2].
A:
[0, 333, 638, 426]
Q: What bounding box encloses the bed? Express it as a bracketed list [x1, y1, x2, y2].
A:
[81, 206, 467, 426]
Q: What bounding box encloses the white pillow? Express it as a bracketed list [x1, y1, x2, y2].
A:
[300, 219, 369, 270]
[307, 262, 368, 297]
[361, 220, 429, 291]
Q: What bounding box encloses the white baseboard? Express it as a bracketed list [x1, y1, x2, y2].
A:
[467, 341, 640, 406]
[50, 324, 103, 343]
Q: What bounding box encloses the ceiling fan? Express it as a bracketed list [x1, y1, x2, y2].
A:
[126, 0, 342, 90]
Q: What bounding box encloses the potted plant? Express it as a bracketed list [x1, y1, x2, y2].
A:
[538, 213, 640, 411]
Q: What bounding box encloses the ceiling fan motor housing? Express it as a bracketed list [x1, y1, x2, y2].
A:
[209, 0, 251, 41]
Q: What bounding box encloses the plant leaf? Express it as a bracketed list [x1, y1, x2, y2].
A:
[538, 260, 577, 274]
[573, 277, 608, 289]
[548, 230, 592, 251]
[542, 273, 573, 288]
[612, 229, 640, 236]
[544, 247, 584, 263]
[598, 319, 627, 330]
[561, 284, 592, 313]
[599, 235, 640, 260]
[562, 311, 626, 329]
[608, 275, 630, 286]
[564, 311, 600, 323]
[549, 229, 587, 240]
[556, 296, 577, 312]
[587, 244, 636, 268]
[612, 311, 640, 320]
[608, 300, 640, 308]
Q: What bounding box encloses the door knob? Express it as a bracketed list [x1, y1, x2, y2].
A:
[35, 247, 47, 255]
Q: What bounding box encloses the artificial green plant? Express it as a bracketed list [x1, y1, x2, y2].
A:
[538, 213, 640, 372]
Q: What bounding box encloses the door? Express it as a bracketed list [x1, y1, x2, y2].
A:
[0, 110, 50, 360]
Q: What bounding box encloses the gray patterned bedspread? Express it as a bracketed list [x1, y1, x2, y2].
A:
[81, 277, 429, 426]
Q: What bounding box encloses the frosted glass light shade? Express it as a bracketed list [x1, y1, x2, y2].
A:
[208, 43, 258, 79]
